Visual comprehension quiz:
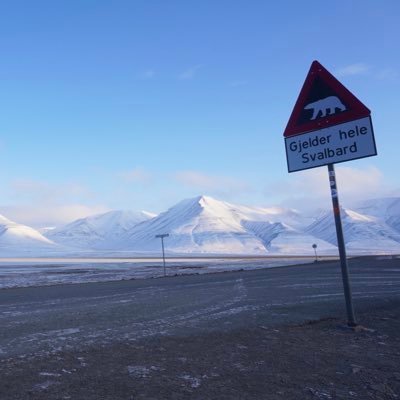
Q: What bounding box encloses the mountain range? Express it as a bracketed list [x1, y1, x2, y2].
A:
[45, 210, 156, 250]
[1, 195, 400, 256]
[0, 214, 59, 256]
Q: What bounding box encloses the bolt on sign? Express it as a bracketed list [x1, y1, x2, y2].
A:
[284, 60, 377, 172]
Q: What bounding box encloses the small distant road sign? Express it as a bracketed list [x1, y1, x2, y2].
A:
[155, 233, 169, 277]
[284, 61, 377, 173]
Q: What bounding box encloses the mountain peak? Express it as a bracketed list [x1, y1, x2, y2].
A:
[342, 208, 376, 222]
[190, 195, 219, 206]
[0, 214, 13, 225]
[2, 195, 400, 256]
[197, 195, 226, 208]
[45, 209, 155, 249]
[0, 214, 56, 253]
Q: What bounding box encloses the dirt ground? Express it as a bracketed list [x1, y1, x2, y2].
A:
[1, 299, 399, 400]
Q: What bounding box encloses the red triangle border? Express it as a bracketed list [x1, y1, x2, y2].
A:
[283, 61, 371, 137]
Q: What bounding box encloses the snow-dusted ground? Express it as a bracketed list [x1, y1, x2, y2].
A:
[0, 257, 321, 289]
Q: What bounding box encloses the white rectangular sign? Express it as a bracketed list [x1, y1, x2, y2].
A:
[285, 116, 377, 172]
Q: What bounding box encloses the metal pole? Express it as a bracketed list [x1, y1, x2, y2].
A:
[312, 244, 318, 262]
[161, 236, 166, 277]
[327, 163, 357, 326]
[155, 234, 169, 277]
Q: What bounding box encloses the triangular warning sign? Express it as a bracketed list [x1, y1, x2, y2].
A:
[283, 61, 371, 137]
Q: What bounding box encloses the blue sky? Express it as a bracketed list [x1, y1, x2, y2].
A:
[1, 1, 399, 227]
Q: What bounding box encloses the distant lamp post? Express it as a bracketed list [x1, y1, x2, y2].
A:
[155, 234, 169, 277]
[312, 243, 318, 262]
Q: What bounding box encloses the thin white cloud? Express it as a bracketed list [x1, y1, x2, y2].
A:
[174, 170, 250, 194]
[11, 179, 48, 194]
[336, 63, 371, 77]
[118, 167, 153, 184]
[2, 179, 106, 227]
[0, 204, 110, 228]
[335, 63, 398, 81]
[376, 67, 398, 80]
[10, 179, 93, 204]
[138, 69, 155, 80]
[179, 64, 203, 80]
[267, 165, 395, 212]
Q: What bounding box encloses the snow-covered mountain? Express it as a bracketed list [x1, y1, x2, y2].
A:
[354, 197, 400, 234]
[243, 220, 336, 255]
[114, 195, 335, 255]
[45, 210, 156, 249]
[306, 207, 400, 254]
[2, 195, 400, 256]
[0, 214, 58, 255]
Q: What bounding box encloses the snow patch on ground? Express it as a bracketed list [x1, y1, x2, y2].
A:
[179, 374, 202, 388]
[127, 365, 159, 378]
[0, 257, 313, 289]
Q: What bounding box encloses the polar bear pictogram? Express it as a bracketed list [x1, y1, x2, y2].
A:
[304, 96, 346, 120]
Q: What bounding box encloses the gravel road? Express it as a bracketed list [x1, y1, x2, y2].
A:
[1, 256, 399, 399]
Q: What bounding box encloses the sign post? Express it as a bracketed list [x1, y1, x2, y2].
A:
[283, 61, 377, 327]
[312, 243, 318, 262]
[328, 163, 356, 326]
[155, 233, 169, 277]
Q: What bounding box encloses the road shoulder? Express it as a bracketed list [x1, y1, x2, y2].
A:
[1, 300, 399, 399]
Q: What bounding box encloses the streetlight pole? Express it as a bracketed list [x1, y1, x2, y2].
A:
[155, 234, 169, 277]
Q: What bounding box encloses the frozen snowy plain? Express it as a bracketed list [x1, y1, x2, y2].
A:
[1, 195, 399, 291]
[0, 256, 321, 289]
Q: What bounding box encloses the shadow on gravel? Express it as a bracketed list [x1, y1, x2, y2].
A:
[1, 302, 399, 400]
